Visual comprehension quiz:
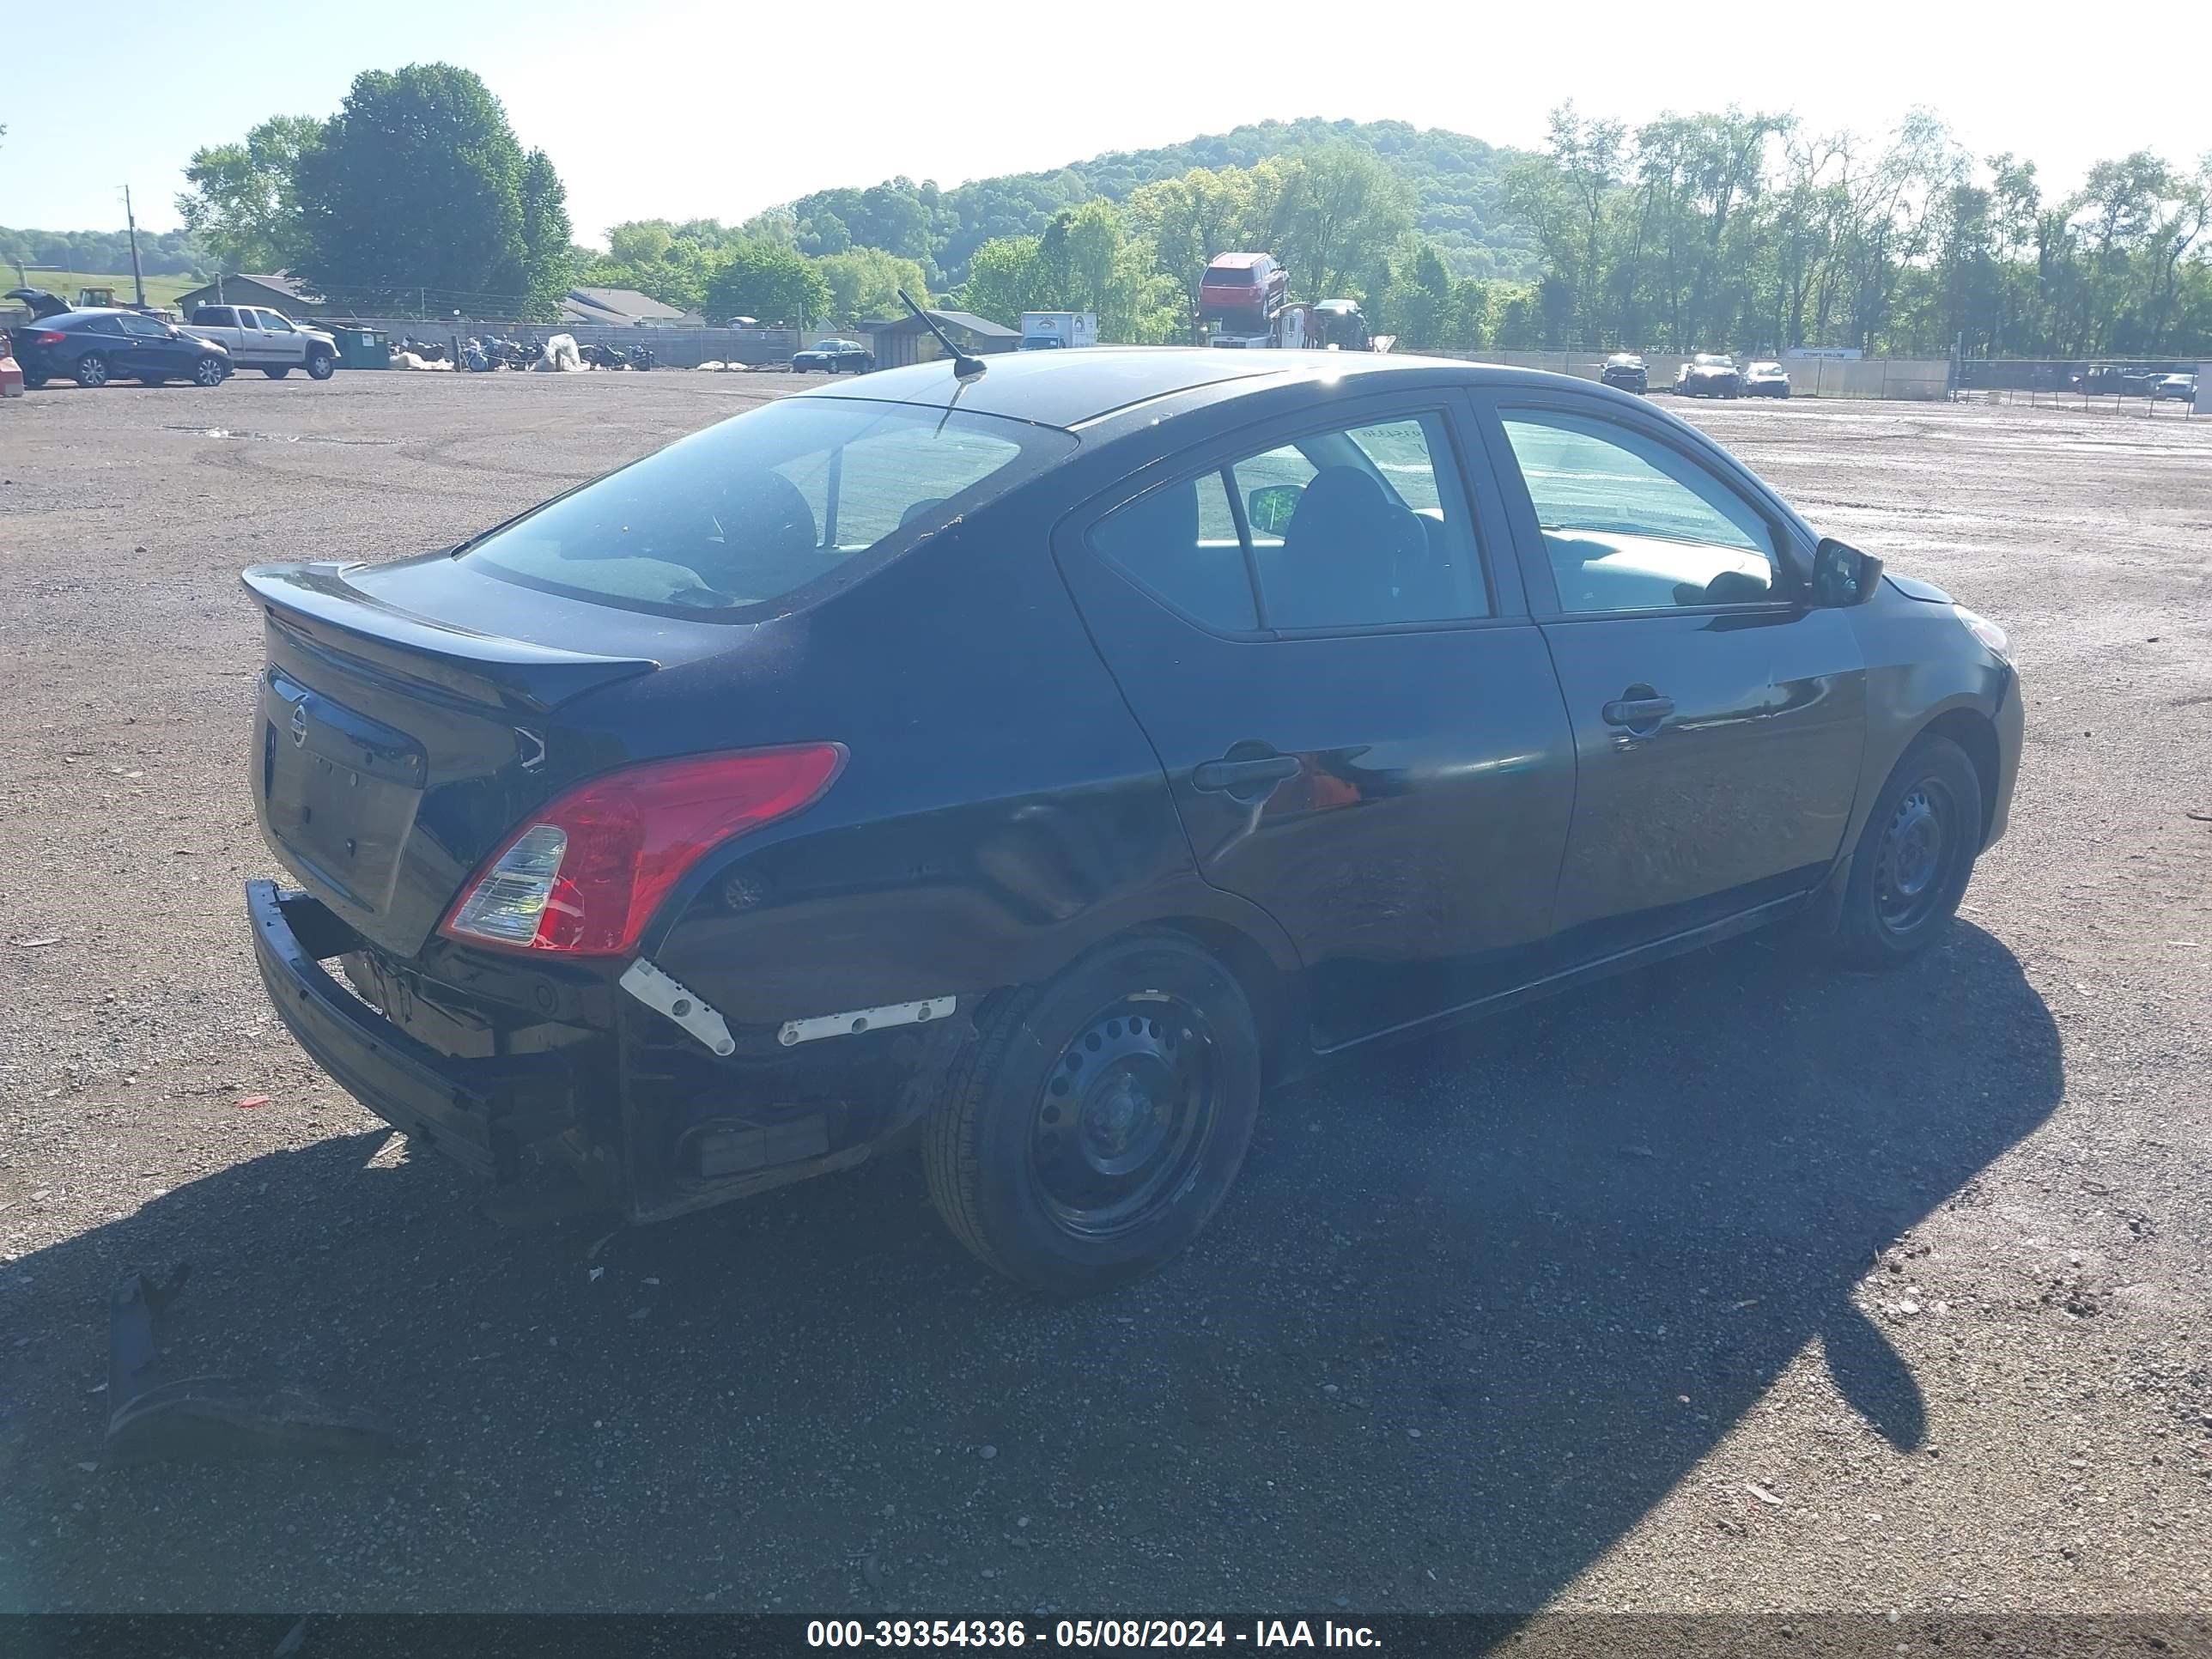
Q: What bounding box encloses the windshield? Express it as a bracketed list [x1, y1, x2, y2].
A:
[1693, 354, 1733, 367]
[461, 398, 1072, 619]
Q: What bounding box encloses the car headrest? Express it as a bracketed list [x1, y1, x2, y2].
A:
[1272, 466, 1425, 627]
[721, 471, 817, 557]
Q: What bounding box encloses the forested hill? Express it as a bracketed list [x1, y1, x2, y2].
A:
[783, 118, 1539, 287]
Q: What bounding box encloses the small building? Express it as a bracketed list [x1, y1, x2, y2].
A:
[172, 271, 329, 319]
[861, 309, 1022, 369]
[561, 287, 697, 326]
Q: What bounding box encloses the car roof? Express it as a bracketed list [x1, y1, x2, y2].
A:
[792, 347, 1606, 431]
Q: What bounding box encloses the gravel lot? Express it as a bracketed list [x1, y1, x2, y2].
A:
[2, 370, 2209, 1622]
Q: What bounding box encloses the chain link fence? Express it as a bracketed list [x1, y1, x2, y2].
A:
[1951, 359, 2203, 416]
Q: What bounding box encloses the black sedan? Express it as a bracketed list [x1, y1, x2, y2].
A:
[791, 337, 874, 374]
[1674, 352, 1741, 398]
[9, 307, 232, 388]
[1599, 352, 1648, 392]
[240, 350, 2022, 1295]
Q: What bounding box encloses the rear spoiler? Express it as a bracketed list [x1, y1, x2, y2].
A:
[241, 562, 658, 714]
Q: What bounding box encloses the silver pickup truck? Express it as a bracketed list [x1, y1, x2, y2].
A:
[181, 305, 339, 380]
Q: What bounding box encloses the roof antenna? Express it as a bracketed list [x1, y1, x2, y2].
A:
[899, 289, 986, 380]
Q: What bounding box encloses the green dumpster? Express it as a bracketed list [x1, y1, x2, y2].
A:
[331, 326, 388, 370]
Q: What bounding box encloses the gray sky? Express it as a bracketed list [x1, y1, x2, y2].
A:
[3, 0, 2207, 241]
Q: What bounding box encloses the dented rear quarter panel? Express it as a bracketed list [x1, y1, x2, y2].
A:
[632, 486, 1294, 1033]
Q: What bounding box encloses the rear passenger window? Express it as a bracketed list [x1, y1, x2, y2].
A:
[1231, 412, 1487, 630]
[1090, 471, 1257, 632]
[1091, 411, 1490, 635]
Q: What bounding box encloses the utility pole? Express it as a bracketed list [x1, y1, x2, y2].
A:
[122, 184, 147, 309]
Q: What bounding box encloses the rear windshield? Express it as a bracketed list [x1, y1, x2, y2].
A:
[460, 398, 1072, 619]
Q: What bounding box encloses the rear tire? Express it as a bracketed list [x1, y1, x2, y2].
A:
[264, 365, 291, 380]
[74, 352, 110, 388]
[1830, 732, 1984, 969]
[923, 933, 1261, 1297]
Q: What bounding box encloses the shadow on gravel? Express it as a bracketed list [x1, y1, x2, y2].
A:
[0, 922, 2059, 1614]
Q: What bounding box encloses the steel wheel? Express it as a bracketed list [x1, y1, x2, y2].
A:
[75, 353, 110, 388]
[193, 356, 225, 386]
[1030, 994, 1224, 1241]
[1873, 776, 1961, 937]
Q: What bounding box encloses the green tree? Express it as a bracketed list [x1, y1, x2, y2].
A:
[957, 235, 1051, 325]
[1271, 146, 1413, 301]
[175, 115, 322, 273]
[517, 149, 574, 321]
[817, 246, 931, 324]
[1125, 161, 1289, 321]
[607, 222, 676, 265]
[294, 65, 556, 314]
[704, 240, 831, 325]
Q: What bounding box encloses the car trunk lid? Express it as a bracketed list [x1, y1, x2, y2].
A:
[6, 287, 69, 320]
[244, 560, 662, 957]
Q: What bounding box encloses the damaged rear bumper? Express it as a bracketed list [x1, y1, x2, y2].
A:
[246, 880, 975, 1221]
[247, 879, 576, 1181]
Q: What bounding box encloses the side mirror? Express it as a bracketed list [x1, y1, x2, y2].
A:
[1813, 537, 1883, 606]
[1247, 484, 1302, 538]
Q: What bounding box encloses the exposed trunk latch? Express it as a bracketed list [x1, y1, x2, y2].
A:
[619, 958, 736, 1056]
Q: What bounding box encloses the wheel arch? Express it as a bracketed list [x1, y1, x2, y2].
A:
[1917, 705, 2002, 848]
[1092, 913, 1307, 1086]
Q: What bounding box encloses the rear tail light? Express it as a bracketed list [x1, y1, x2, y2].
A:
[34, 331, 66, 346]
[441, 744, 843, 957]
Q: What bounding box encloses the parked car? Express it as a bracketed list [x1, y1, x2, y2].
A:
[6, 286, 70, 320]
[1599, 352, 1648, 393]
[1741, 361, 1792, 398]
[1674, 353, 1741, 398]
[180, 305, 339, 380]
[241, 349, 2021, 1295]
[1199, 252, 1289, 323]
[791, 338, 875, 374]
[9, 309, 232, 388]
[1311, 299, 1370, 352]
[2150, 374, 2197, 403]
[2075, 365, 2166, 397]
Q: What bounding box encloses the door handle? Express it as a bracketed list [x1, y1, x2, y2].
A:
[1601, 692, 1675, 732]
[1191, 753, 1303, 797]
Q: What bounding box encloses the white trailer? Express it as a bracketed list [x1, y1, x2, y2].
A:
[1207, 304, 1315, 349]
[1018, 312, 1098, 350]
